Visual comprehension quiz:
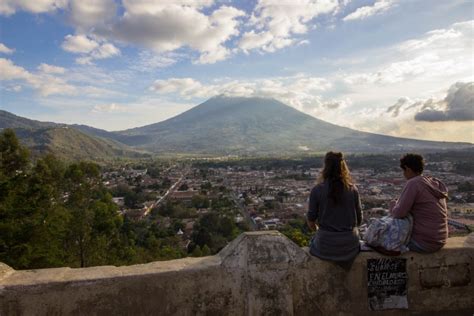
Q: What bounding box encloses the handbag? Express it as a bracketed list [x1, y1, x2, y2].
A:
[363, 215, 413, 254]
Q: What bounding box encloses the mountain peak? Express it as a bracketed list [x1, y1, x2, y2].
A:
[211, 94, 279, 103]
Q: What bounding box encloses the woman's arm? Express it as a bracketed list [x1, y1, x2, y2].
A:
[354, 187, 362, 226]
[307, 186, 319, 230]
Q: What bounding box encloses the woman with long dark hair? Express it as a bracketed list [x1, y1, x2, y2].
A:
[307, 152, 362, 267]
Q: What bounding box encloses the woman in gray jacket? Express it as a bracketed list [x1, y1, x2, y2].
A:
[307, 151, 362, 268]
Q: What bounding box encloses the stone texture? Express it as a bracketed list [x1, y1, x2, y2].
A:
[0, 231, 473, 316]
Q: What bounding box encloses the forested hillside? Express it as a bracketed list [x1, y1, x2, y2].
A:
[0, 129, 183, 269]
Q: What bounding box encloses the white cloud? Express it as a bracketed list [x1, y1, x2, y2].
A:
[62, 34, 99, 53]
[150, 78, 209, 98]
[0, 58, 31, 80]
[0, 58, 122, 97]
[35, 96, 195, 131]
[0, 42, 14, 54]
[97, 3, 244, 64]
[122, 0, 214, 15]
[130, 51, 179, 72]
[343, 0, 396, 21]
[342, 20, 473, 86]
[92, 103, 128, 113]
[238, 0, 339, 53]
[149, 75, 335, 115]
[0, 0, 67, 16]
[90, 43, 120, 59]
[62, 34, 120, 64]
[38, 63, 66, 74]
[69, 0, 117, 31]
[399, 20, 473, 56]
[5, 84, 22, 92]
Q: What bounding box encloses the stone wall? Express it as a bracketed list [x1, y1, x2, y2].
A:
[1, 231, 473, 316]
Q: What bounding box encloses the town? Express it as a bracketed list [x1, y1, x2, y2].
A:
[102, 154, 474, 253]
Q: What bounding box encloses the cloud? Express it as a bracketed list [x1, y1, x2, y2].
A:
[415, 82, 474, 122]
[348, 103, 474, 143]
[4, 84, 22, 92]
[365, 82, 474, 142]
[68, 0, 117, 31]
[386, 97, 410, 117]
[342, 20, 473, 86]
[90, 43, 120, 59]
[399, 20, 473, 53]
[121, 0, 214, 14]
[0, 0, 67, 16]
[238, 0, 339, 53]
[92, 103, 128, 113]
[149, 75, 338, 116]
[0, 43, 14, 54]
[62, 34, 120, 64]
[38, 63, 66, 74]
[62, 34, 99, 53]
[150, 78, 211, 98]
[0, 58, 31, 80]
[130, 51, 179, 72]
[0, 58, 121, 97]
[96, 3, 244, 64]
[343, 0, 396, 21]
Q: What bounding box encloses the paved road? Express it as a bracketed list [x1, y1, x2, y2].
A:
[144, 167, 185, 217]
[230, 192, 258, 231]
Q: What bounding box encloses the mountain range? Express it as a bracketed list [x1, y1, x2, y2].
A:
[1, 96, 472, 160]
[0, 110, 147, 161]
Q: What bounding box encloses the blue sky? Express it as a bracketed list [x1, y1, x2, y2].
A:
[0, 0, 473, 142]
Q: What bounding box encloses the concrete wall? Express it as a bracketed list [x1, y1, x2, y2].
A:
[1, 231, 473, 316]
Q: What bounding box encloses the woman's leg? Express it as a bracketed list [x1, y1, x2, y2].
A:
[407, 239, 430, 253]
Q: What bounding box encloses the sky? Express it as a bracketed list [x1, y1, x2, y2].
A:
[0, 0, 473, 143]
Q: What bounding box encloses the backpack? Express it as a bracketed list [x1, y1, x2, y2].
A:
[363, 215, 413, 253]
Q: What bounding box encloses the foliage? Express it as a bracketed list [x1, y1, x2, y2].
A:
[279, 218, 313, 247]
[0, 130, 186, 269]
[191, 212, 240, 254]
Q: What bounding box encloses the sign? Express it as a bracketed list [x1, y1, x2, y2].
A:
[367, 258, 408, 310]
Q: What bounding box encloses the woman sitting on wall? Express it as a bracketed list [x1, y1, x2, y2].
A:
[307, 151, 362, 268]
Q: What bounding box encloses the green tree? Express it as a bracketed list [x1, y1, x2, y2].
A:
[191, 245, 202, 257]
[201, 244, 211, 256]
[24, 155, 70, 268]
[64, 162, 122, 267]
[192, 194, 210, 209]
[0, 128, 30, 178]
[0, 129, 34, 268]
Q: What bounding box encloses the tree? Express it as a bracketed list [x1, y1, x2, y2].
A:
[64, 162, 122, 267]
[0, 129, 34, 268]
[191, 245, 202, 257]
[201, 244, 211, 256]
[178, 183, 189, 191]
[0, 128, 30, 178]
[24, 155, 70, 268]
[192, 195, 210, 209]
[191, 213, 239, 254]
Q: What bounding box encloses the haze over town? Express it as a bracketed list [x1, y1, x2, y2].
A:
[0, 0, 472, 143]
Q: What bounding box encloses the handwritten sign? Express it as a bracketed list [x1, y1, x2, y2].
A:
[367, 258, 408, 310]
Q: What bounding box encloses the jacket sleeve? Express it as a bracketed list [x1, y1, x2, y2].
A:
[354, 187, 362, 226]
[391, 180, 418, 218]
[307, 187, 319, 222]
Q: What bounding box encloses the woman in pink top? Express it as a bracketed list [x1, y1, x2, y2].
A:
[390, 153, 448, 253]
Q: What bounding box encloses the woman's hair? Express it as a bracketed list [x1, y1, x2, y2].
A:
[318, 151, 353, 204]
[400, 153, 424, 173]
